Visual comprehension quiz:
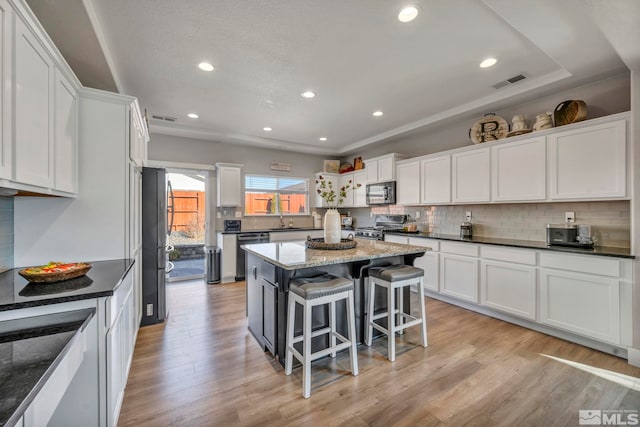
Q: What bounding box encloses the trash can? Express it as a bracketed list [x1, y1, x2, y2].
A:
[205, 246, 221, 284]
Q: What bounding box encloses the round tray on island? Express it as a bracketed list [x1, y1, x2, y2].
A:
[306, 235, 357, 250]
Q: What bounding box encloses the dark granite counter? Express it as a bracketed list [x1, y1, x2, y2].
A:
[220, 227, 322, 235]
[0, 259, 134, 311]
[384, 231, 634, 259]
[0, 308, 95, 427]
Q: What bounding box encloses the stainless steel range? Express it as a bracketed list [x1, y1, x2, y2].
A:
[355, 215, 409, 240]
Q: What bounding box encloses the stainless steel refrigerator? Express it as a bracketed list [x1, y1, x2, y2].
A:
[141, 167, 169, 326]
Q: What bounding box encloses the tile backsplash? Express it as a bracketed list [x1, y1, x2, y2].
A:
[356, 200, 631, 248]
[0, 197, 13, 271]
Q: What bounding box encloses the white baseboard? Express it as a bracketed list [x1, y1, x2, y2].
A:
[628, 347, 640, 367]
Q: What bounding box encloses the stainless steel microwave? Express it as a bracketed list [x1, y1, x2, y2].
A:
[366, 181, 396, 205]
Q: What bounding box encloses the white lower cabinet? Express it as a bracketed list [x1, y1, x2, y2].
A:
[383, 234, 408, 244]
[408, 237, 439, 292]
[480, 260, 536, 320]
[269, 229, 323, 242]
[539, 268, 620, 344]
[440, 254, 479, 303]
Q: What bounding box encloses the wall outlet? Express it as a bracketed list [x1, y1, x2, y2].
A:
[565, 211, 575, 223]
[465, 211, 472, 221]
[146, 304, 153, 316]
[370, 211, 373, 218]
[415, 211, 420, 219]
[216, 211, 221, 219]
[234, 211, 242, 218]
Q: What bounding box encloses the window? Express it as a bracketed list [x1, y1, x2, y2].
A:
[244, 175, 309, 215]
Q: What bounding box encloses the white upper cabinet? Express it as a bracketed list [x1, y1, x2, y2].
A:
[396, 160, 420, 206]
[364, 153, 405, 184]
[548, 119, 626, 200]
[421, 155, 451, 204]
[13, 16, 54, 188]
[129, 102, 148, 166]
[338, 173, 354, 207]
[217, 164, 242, 207]
[491, 136, 546, 201]
[452, 147, 490, 203]
[0, 0, 10, 180]
[53, 70, 78, 193]
[352, 170, 367, 207]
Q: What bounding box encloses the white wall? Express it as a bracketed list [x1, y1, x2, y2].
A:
[345, 72, 631, 161]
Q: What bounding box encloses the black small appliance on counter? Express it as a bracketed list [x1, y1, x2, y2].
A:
[224, 219, 241, 232]
[546, 224, 594, 248]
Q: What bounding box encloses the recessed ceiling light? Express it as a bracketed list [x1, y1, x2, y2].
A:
[301, 91, 316, 99]
[263, 127, 272, 132]
[479, 57, 497, 68]
[398, 5, 419, 23]
[198, 62, 214, 71]
[319, 137, 327, 142]
[373, 111, 384, 117]
[187, 113, 199, 119]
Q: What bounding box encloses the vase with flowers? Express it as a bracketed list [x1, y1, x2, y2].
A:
[315, 175, 361, 244]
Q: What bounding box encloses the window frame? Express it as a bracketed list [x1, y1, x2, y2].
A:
[244, 174, 310, 216]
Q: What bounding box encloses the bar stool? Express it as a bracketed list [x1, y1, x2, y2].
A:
[365, 265, 427, 361]
[285, 273, 358, 398]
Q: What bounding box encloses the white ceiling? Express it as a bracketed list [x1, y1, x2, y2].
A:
[29, 0, 639, 155]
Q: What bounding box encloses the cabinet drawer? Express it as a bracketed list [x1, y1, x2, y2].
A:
[440, 241, 479, 257]
[23, 323, 87, 427]
[481, 246, 536, 265]
[539, 252, 621, 277]
[408, 237, 439, 252]
[105, 270, 134, 328]
[261, 260, 277, 284]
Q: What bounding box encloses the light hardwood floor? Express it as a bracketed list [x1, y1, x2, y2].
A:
[118, 280, 640, 427]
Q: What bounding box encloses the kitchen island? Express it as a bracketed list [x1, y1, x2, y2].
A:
[242, 239, 428, 365]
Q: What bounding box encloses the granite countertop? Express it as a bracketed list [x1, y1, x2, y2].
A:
[220, 227, 322, 235]
[0, 259, 134, 311]
[242, 238, 430, 270]
[384, 231, 634, 259]
[0, 308, 95, 427]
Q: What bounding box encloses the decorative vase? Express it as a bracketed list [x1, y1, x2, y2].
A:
[323, 209, 341, 244]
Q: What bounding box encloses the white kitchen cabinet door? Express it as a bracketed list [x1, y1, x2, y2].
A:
[378, 156, 394, 182]
[14, 17, 54, 188]
[315, 173, 338, 208]
[366, 160, 378, 184]
[338, 172, 354, 207]
[539, 268, 620, 344]
[0, 0, 10, 180]
[548, 120, 626, 199]
[53, 71, 78, 193]
[480, 260, 536, 320]
[440, 254, 479, 303]
[270, 230, 322, 242]
[408, 237, 439, 292]
[421, 155, 451, 204]
[452, 148, 490, 203]
[218, 233, 237, 283]
[353, 171, 367, 207]
[217, 165, 242, 207]
[491, 136, 545, 201]
[396, 160, 420, 205]
[384, 234, 408, 244]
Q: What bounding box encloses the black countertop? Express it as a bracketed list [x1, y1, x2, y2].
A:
[220, 227, 322, 235]
[0, 259, 134, 311]
[384, 231, 634, 259]
[0, 308, 95, 427]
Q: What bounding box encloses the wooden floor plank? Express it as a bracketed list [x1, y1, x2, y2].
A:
[118, 279, 640, 427]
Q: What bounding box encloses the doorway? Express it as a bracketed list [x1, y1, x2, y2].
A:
[166, 169, 208, 281]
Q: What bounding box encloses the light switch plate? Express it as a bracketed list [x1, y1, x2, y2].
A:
[216, 212, 221, 219]
[565, 211, 575, 223]
[235, 211, 242, 218]
[415, 211, 420, 219]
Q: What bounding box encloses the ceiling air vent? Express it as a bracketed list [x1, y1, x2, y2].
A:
[151, 114, 177, 122]
[492, 73, 527, 90]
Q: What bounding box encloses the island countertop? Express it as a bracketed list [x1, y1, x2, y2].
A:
[242, 238, 430, 270]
